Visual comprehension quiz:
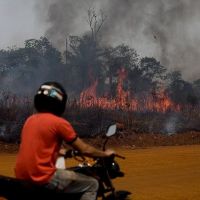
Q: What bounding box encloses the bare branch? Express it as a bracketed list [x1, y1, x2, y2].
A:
[86, 8, 107, 41]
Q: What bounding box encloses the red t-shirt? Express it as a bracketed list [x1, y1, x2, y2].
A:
[15, 113, 77, 184]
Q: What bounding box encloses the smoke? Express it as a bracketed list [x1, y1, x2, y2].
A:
[36, 0, 200, 81]
[36, 0, 94, 51]
[164, 114, 180, 135]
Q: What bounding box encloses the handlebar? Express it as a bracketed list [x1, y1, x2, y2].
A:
[64, 149, 80, 158]
[64, 149, 125, 160]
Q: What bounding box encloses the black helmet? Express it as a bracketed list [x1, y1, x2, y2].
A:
[34, 82, 67, 116]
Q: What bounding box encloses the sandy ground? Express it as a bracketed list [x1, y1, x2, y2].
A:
[0, 145, 200, 200]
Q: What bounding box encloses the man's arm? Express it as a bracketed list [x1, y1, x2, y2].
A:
[70, 137, 115, 158]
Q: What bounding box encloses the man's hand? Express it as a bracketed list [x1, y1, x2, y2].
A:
[104, 149, 115, 157]
[59, 148, 67, 156]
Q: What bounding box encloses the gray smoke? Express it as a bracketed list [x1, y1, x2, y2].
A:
[36, 0, 200, 81]
[164, 114, 179, 135]
[36, 0, 94, 50]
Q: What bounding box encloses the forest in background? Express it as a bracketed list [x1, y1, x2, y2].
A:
[1, 9, 200, 144]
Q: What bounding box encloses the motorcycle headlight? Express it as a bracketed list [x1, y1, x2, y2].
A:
[108, 161, 124, 178]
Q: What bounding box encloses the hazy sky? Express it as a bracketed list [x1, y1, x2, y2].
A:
[1, 0, 200, 81]
[0, 0, 46, 49]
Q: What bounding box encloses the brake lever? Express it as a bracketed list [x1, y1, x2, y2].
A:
[115, 154, 125, 159]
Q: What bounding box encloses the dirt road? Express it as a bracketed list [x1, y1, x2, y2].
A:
[0, 145, 200, 200]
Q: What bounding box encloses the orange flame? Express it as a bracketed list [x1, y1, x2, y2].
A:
[79, 68, 180, 112]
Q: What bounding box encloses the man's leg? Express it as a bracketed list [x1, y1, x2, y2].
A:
[47, 169, 99, 200]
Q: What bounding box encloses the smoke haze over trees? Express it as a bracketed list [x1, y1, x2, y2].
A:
[1, 1, 200, 142]
[0, 0, 200, 108]
[34, 0, 200, 81]
[0, 3, 199, 106]
[0, 34, 199, 108]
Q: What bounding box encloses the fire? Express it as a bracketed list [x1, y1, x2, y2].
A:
[79, 68, 180, 112]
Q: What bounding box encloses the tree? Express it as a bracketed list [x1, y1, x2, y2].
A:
[192, 79, 200, 104]
[139, 57, 166, 81]
[87, 7, 107, 42]
[166, 71, 198, 105]
[0, 37, 64, 95]
[128, 57, 167, 96]
[65, 9, 107, 95]
[103, 44, 138, 97]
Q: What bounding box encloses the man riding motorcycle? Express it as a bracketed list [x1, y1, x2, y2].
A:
[15, 81, 115, 200]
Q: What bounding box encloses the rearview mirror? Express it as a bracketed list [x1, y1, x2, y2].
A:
[106, 124, 117, 137]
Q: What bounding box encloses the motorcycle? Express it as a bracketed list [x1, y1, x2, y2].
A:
[0, 124, 131, 200]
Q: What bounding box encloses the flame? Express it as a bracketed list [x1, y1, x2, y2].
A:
[79, 68, 180, 112]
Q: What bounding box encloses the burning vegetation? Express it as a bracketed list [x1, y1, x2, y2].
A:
[0, 8, 200, 146]
[80, 67, 180, 113]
